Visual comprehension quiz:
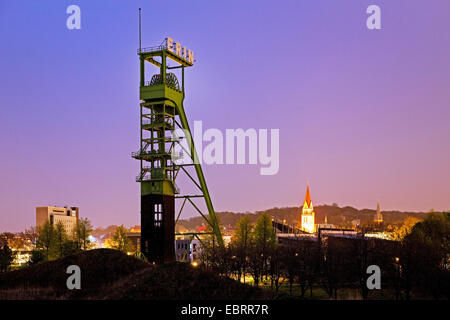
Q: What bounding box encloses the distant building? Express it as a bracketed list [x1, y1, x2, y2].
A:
[130, 225, 141, 233]
[12, 251, 32, 266]
[223, 235, 232, 246]
[364, 232, 390, 240]
[127, 226, 141, 252]
[351, 219, 361, 228]
[300, 184, 316, 233]
[36, 206, 79, 235]
[316, 215, 334, 229]
[318, 228, 358, 239]
[175, 239, 201, 262]
[374, 201, 383, 223]
[126, 227, 225, 259]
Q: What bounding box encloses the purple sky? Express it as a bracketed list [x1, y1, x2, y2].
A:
[1, 0, 449, 232]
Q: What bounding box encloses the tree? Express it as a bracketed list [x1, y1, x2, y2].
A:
[0, 244, 14, 272]
[9, 237, 24, 251]
[246, 243, 264, 287]
[295, 239, 320, 298]
[391, 217, 421, 241]
[231, 217, 254, 282]
[320, 237, 352, 299]
[402, 212, 450, 299]
[27, 249, 45, 265]
[0, 232, 15, 248]
[111, 225, 132, 253]
[268, 245, 285, 294]
[53, 221, 68, 258]
[280, 242, 299, 295]
[253, 214, 276, 282]
[37, 220, 54, 260]
[23, 227, 38, 245]
[233, 217, 253, 251]
[62, 240, 80, 256]
[73, 218, 93, 250]
[254, 214, 276, 253]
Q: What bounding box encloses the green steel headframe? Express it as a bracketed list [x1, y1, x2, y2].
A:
[133, 38, 224, 247]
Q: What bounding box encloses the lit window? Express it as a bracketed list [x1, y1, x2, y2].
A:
[154, 203, 163, 227]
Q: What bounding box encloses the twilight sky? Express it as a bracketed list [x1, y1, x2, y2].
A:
[1, 0, 449, 231]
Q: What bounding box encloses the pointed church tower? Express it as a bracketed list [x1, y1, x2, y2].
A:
[374, 201, 383, 223]
[301, 184, 316, 233]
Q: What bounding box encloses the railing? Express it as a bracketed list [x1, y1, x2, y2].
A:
[131, 149, 183, 159]
[137, 44, 166, 54]
[142, 119, 174, 127]
[135, 170, 180, 193]
[271, 217, 305, 235]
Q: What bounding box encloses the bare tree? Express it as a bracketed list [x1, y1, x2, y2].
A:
[73, 218, 93, 250]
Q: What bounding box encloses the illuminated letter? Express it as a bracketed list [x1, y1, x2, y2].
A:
[66, 5, 81, 30]
[182, 46, 187, 59]
[366, 5, 381, 30]
[366, 265, 381, 289]
[225, 128, 257, 165]
[203, 128, 224, 165]
[259, 129, 279, 176]
[66, 265, 81, 289]
[193, 121, 203, 164]
[187, 49, 194, 64]
[175, 42, 182, 57]
[172, 128, 191, 165]
[167, 37, 174, 52]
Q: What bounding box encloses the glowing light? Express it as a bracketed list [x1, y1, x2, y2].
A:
[191, 261, 199, 267]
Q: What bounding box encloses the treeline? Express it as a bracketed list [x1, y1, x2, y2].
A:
[178, 205, 431, 232]
[0, 228, 38, 272]
[31, 218, 93, 264]
[200, 212, 449, 300]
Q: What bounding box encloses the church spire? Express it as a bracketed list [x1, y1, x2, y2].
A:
[374, 201, 383, 223]
[304, 183, 312, 208]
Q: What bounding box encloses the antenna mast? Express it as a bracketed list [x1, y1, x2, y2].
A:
[139, 8, 142, 51]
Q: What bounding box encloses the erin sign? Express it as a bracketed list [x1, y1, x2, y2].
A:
[166, 37, 194, 64]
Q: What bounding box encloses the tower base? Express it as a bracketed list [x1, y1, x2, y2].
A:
[141, 194, 175, 264]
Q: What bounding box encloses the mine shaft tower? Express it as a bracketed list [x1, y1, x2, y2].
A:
[132, 36, 223, 263]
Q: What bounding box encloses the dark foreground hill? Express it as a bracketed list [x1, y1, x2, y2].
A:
[0, 249, 266, 300]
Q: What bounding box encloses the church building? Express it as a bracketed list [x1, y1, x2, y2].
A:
[300, 184, 316, 233]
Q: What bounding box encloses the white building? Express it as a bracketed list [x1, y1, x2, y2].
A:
[175, 239, 201, 262]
